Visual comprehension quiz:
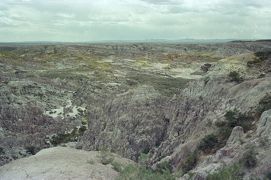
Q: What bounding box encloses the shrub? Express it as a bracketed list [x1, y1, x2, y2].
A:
[25, 145, 38, 155]
[228, 71, 243, 83]
[266, 172, 271, 180]
[241, 149, 257, 169]
[87, 160, 95, 165]
[111, 161, 124, 172]
[257, 94, 271, 114]
[224, 110, 254, 132]
[156, 160, 172, 173]
[182, 151, 198, 173]
[213, 110, 255, 150]
[217, 125, 232, 142]
[99, 151, 114, 165]
[255, 51, 271, 61]
[198, 134, 219, 153]
[207, 164, 241, 180]
[0, 147, 5, 155]
[138, 152, 149, 164]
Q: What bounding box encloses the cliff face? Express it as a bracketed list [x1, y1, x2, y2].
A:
[0, 41, 271, 179]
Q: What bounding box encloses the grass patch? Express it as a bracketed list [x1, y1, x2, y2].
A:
[87, 60, 112, 72]
[138, 152, 149, 164]
[127, 73, 189, 96]
[117, 164, 175, 180]
[207, 164, 241, 180]
[135, 60, 151, 68]
[156, 160, 172, 174]
[111, 161, 124, 172]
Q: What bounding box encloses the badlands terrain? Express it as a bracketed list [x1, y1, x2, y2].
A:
[0, 40, 271, 179]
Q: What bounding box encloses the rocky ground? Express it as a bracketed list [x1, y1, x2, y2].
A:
[0, 41, 271, 179]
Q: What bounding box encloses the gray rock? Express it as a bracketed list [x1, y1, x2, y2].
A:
[257, 110, 271, 140]
[226, 126, 244, 146]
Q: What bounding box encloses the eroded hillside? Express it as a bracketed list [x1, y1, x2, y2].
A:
[0, 41, 271, 179]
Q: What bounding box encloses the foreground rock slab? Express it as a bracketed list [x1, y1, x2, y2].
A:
[0, 147, 132, 180]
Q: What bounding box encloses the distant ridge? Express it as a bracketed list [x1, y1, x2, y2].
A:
[0, 39, 270, 45]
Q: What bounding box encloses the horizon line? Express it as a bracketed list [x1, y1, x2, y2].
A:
[0, 38, 270, 44]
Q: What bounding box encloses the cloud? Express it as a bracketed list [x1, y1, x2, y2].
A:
[0, 0, 270, 42]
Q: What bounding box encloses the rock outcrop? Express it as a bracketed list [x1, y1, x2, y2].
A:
[0, 147, 133, 180]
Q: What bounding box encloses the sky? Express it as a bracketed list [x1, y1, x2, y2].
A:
[0, 0, 270, 42]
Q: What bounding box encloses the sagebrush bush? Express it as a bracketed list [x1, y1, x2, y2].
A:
[25, 145, 38, 155]
[257, 94, 271, 114]
[224, 110, 254, 132]
[198, 134, 219, 153]
[99, 150, 114, 165]
[182, 151, 198, 173]
[241, 149, 257, 169]
[228, 71, 243, 83]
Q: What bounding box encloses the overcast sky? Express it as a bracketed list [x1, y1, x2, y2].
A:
[0, 0, 270, 42]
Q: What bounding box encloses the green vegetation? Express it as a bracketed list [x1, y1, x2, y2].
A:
[206, 149, 257, 180]
[255, 51, 271, 61]
[116, 164, 175, 180]
[0, 147, 5, 155]
[135, 60, 151, 68]
[85, 60, 112, 72]
[156, 160, 172, 173]
[198, 134, 219, 154]
[87, 160, 95, 165]
[241, 149, 257, 169]
[228, 71, 243, 83]
[266, 172, 271, 180]
[138, 152, 149, 164]
[247, 50, 271, 67]
[128, 73, 189, 96]
[113, 152, 174, 179]
[198, 109, 255, 155]
[257, 94, 271, 114]
[39, 70, 88, 80]
[224, 110, 254, 132]
[111, 161, 124, 172]
[50, 127, 85, 146]
[99, 150, 115, 165]
[25, 145, 39, 155]
[0, 50, 18, 59]
[207, 164, 241, 180]
[50, 116, 88, 146]
[182, 151, 199, 173]
[219, 109, 254, 140]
